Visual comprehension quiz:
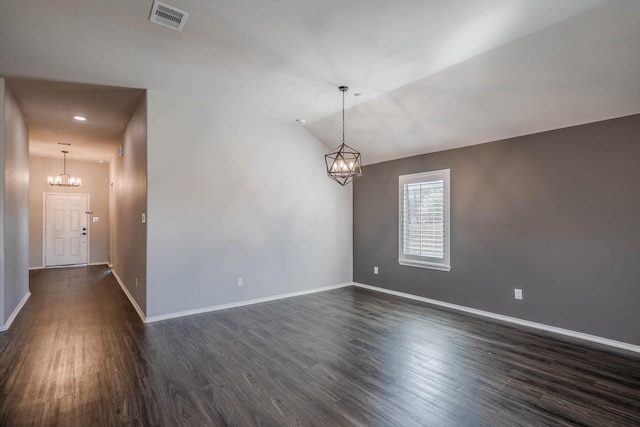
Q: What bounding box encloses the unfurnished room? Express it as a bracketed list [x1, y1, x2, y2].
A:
[1, 1, 639, 426]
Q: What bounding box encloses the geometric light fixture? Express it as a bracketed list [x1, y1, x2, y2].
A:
[48, 150, 81, 187]
[324, 85, 363, 186]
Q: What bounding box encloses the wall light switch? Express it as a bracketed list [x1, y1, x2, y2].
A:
[92, 217, 100, 223]
[141, 213, 146, 224]
[374, 266, 379, 274]
[514, 289, 523, 300]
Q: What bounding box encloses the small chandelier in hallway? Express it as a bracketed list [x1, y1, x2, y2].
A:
[48, 150, 81, 187]
[324, 85, 363, 186]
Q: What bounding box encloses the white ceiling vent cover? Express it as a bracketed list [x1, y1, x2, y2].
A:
[149, 1, 189, 32]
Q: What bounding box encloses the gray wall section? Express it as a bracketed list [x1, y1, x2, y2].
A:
[28, 157, 110, 267]
[1, 80, 30, 326]
[145, 89, 352, 318]
[111, 93, 147, 314]
[0, 78, 6, 322]
[0, 80, 5, 322]
[354, 113, 640, 346]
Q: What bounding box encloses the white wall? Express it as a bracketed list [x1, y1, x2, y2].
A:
[1, 79, 30, 327]
[28, 156, 110, 268]
[146, 90, 353, 318]
[111, 93, 147, 314]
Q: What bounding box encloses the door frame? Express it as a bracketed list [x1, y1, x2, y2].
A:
[42, 192, 92, 267]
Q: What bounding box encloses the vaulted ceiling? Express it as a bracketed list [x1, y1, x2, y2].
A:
[1, 0, 639, 164]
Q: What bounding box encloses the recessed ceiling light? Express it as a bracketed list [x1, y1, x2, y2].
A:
[73, 115, 87, 121]
[98, 160, 105, 163]
[296, 119, 306, 125]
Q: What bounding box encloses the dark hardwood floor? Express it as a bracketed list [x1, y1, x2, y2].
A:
[1, 266, 639, 426]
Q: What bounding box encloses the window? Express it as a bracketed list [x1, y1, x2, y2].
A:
[399, 169, 450, 271]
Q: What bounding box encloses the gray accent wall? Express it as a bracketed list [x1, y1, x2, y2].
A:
[145, 89, 352, 318]
[353, 113, 640, 346]
[111, 93, 147, 314]
[28, 157, 110, 267]
[1, 79, 30, 327]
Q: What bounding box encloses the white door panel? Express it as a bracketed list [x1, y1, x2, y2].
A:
[45, 194, 89, 266]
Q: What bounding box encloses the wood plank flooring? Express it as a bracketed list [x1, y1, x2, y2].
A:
[1, 266, 639, 426]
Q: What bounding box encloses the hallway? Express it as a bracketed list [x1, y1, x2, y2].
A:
[0, 267, 144, 425]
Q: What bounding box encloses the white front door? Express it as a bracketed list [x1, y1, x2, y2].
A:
[44, 194, 89, 266]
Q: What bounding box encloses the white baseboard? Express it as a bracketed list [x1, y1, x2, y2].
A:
[111, 270, 146, 323]
[31, 263, 109, 270]
[353, 282, 640, 354]
[41, 263, 87, 269]
[0, 291, 31, 331]
[145, 282, 353, 323]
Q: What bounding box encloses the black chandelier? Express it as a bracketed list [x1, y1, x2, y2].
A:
[324, 86, 362, 186]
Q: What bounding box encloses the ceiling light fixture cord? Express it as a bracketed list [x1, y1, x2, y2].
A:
[342, 87, 345, 144]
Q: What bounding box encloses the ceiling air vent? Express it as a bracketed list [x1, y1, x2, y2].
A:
[149, 1, 189, 32]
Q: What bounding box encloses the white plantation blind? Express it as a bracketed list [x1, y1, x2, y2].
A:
[403, 180, 445, 257]
[399, 169, 451, 271]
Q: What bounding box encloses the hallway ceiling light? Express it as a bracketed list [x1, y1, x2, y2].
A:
[48, 150, 81, 187]
[324, 86, 363, 186]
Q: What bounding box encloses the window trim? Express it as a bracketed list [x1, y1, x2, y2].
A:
[398, 169, 451, 272]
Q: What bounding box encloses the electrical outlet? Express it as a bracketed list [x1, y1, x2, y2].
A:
[374, 266, 379, 274]
[141, 213, 146, 224]
[237, 277, 244, 287]
[135, 278, 138, 288]
[514, 288, 523, 300]
[16, 279, 19, 289]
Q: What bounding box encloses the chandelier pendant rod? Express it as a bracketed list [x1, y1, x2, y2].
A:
[342, 86, 346, 144]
